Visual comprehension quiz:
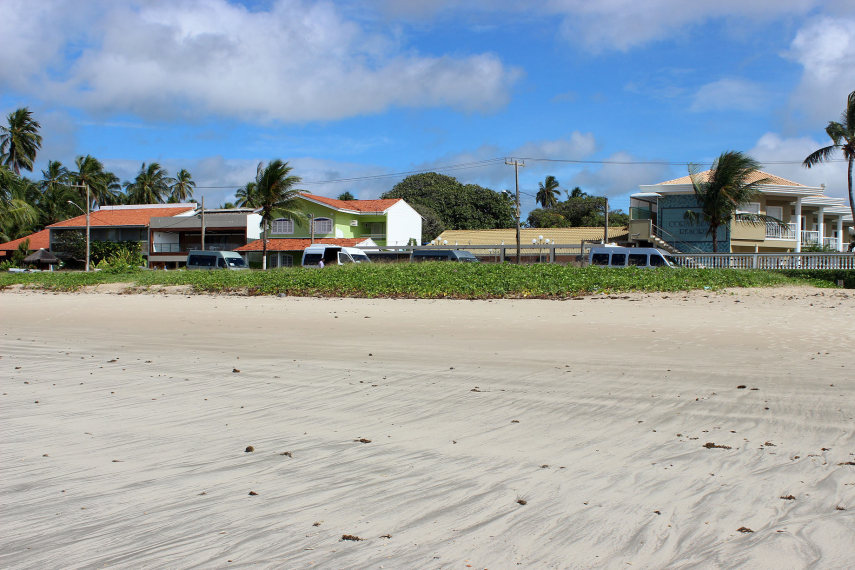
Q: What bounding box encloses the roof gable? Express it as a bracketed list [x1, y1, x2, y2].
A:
[300, 193, 401, 213]
[657, 170, 805, 187]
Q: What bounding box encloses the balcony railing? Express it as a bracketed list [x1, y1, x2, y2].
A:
[152, 242, 181, 253]
[801, 230, 821, 245]
[765, 222, 796, 240]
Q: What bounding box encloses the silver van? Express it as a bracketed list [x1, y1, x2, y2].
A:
[186, 250, 249, 270]
[410, 249, 480, 262]
[588, 246, 675, 268]
[301, 245, 371, 267]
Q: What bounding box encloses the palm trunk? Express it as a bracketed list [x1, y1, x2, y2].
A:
[711, 222, 718, 253]
[262, 222, 268, 270]
[848, 158, 854, 229]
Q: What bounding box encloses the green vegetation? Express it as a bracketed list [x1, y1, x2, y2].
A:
[527, 186, 629, 228]
[0, 264, 839, 298]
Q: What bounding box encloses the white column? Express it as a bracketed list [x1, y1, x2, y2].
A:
[794, 197, 802, 253]
[817, 206, 824, 248]
[837, 217, 845, 252]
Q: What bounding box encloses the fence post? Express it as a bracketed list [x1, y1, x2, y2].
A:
[500, 246, 505, 263]
[752, 254, 757, 269]
[549, 244, 555, 263]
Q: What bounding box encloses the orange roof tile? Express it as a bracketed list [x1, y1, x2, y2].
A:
[301, 193, 401, 212]
[235, 238, 368, 252]
[657, 170, 805, 187]
[48, 206, 195, 229]
[0, 228, 51, 252]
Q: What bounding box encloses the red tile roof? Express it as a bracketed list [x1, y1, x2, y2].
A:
[301, 193, 401, 212]
[0, 229, 51, 252]
[235, 238, 369, 252]
[48, 206, 196, 228]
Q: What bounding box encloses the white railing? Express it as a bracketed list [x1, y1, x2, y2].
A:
[801, 230, 821, 245]
[823, 237, 842, 249]
[765, 222, 797, 240]
[671, 252, 855, 269]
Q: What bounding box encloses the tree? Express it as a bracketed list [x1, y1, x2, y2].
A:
[235, 181, 257, 208]
[382, 173, 514, 235]
[685, 151, 774, 253]
[803, 90, 855, 229]
[170, 168, 195, 202]
[0, 166, 38, 241]
[124, 162, 171, 204]
[38, 160, 76, 226]
[337, 191, 355, 201]
[70, 155, 122, 208]
[0, 107, 42, 175]
[536, 175, 560, 209]
[251, 160, 303, 269]
[567, 186, 587, 198]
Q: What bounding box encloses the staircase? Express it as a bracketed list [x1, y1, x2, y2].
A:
[650, 234, 680, 254]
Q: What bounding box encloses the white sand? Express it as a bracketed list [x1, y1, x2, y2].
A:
[1, 287, 853, 568]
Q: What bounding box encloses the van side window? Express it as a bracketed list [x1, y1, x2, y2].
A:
[610, 253, 626, 266]
[217, 258, 226, 268]
[338, 252, 352, 264]
[591, 253, 609, 266]
[649, 254, 666, 267]
[628, 253, 647, 266]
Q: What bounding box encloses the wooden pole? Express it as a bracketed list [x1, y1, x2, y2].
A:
[200, 196, 206, 251]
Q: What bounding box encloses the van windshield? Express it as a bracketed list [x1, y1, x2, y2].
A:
[351, 253, 370, 263]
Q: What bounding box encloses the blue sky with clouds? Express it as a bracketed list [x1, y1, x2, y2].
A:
[2, 0, 853, 215]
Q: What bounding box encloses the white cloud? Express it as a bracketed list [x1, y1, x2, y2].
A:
[569, 152, 672, 198]
[0, 0, 520, 123]
[748, 133, 849, 199]
[786, 16, 855, 125]
[690, 78, 767, 112]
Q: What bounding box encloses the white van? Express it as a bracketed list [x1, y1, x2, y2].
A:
[588, 246, 676, 268]
[186, 250, 249, 270]
[301, 245, 371, 267]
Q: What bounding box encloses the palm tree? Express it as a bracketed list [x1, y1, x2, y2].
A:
[252, 160, 303, 269]
[536, 175, 560, 209]
[567, 186, 587, 199]
[71, 155, 115, 208]
[170, 168, 195, 202]
[0, 166, 38, 241]
[0, 107, 42, 175]
[803, 90, 855, 228]
[235, 180, 257, 208]
[124, 162, 171, 204]
[685, 151, 774, 253]
[337, 191, 355, 201]
[38, 160, 76, 225]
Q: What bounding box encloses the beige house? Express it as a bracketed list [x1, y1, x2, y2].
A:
[629, 171, 853, 253]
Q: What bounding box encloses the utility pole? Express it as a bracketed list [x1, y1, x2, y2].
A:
[603, 196, 609, 244]
[504, 158, 525, 263]
[200, 196, 206, 251]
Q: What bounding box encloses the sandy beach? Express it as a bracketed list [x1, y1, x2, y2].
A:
[1, 286, 853, 569]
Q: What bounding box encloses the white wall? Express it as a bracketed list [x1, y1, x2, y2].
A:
[385, 200, 422, 245]
[246, 214, 263, 240]
[151, 231, 179, 244]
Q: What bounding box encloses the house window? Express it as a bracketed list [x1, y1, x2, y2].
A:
[737, 202, 761, 215]
[766, 206, 783, 221]
[271, 218, 293, 234]
[313, 217, 333, 234]
[363, 222, 385, 236]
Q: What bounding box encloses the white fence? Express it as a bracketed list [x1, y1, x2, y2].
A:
[671, 252, 855, 270]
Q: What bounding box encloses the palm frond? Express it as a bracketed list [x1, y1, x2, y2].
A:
[803, 145, 837, 168]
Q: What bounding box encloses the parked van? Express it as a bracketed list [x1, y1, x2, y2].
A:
[186, 250, 249, 270]
[588, 246, 676, 268]
[301, 245, 371, 267]
[410, 249, 480, 262]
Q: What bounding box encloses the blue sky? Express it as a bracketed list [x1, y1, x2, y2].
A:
[2, 0, 853, 216]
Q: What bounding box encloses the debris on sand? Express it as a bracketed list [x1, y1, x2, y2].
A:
[703, 442, 732, 449]
[248, 491, 258, 496]
[245, 446, 254, 453]
[737, 527, 754, 533]
[354, 438, 371, 443]
[780, 495, 796, 500]
[341, 534, 362, 541]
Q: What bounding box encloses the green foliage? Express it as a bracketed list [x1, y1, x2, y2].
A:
[527, 195, 627, 228]
[536, 175, 560, 209]
[52, 231, 86, 263]
[783, 269, 855, 288]
[1, 107, 42, 175]
[337, 191, 355, 200]
[0, 263, 836, 297]
[382, 173, 515, 239]
[90, 241, 143, 265]
[124, 162, 171, 204]
[96, 246, 145, 273]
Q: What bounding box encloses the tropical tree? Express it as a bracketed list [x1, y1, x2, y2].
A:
[170, 168, 195, 202]
[70, 155, 116, 208]
[536, 175, 560, 209]
[337, 191, 355, 200]
[803, 89, 855, 229]
[685, 151, 774, 253]
[0, 166, 38, 241]
[124, 162, 171, 204]
[235, 180, 257, 208]
[0, 107, 42, 175]
[251, 160, 303, 269]
[38, 160, 76, 226]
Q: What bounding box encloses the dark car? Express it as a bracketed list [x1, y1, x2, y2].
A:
[410, 249, 480, 262]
